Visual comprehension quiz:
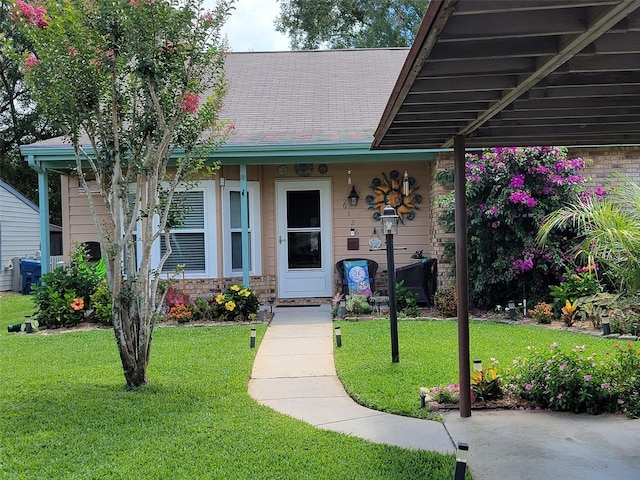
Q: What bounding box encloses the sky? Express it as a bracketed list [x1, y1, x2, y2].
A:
[211, 0, 291, 52]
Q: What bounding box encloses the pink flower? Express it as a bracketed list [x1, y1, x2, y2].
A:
[14, 0, 48, 28]
[557, 393, 563, 399]
[525, 383, 533, 391]
[559, 364, 567, 371]
[584, 375, 592, 381]
[68, 46, 79, 57]
[162, 41, 175, 54]
[24, 53, 41, 68]
[180, 92, 200, 114]
[509, 174, 525, 189]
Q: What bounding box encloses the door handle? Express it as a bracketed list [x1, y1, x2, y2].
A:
[279, 235, 285, 244]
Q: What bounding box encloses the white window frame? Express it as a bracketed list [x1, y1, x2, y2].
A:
[127, 181, 218, 278]
[221, 180, 261, 277]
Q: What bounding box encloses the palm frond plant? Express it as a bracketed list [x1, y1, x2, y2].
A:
[538, 173, 640, 295]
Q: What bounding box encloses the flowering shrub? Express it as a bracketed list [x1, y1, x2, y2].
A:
[34, 243, 102, 328]
[429, 384, 476, 404]
[212, 284, 260, 321]
[508, 343, 640, 417]
[438, 146, 593, 308]
[530, 302, 553, 324]
[168, 303, 193, 323]
[509, 344, 611, 414]
[609, 307, 640, 336]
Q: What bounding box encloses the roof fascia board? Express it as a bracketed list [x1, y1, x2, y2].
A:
[372, 0, 457, 149]
[21, 142, 437, 169]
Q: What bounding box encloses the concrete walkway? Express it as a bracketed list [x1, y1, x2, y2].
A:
[248, 305, 640, 479]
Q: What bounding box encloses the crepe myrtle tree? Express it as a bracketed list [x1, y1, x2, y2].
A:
[12, 0, 235, 388]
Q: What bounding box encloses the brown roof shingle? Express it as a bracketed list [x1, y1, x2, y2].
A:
[221, 48, 409, 145]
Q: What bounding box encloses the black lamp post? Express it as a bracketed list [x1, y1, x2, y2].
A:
[381, 203, 399, 363]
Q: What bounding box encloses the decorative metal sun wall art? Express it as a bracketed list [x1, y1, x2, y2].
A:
[367, 170, 421, 222]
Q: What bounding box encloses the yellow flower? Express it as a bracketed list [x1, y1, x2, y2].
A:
[225, 301, 236, 311]
[241, 289, 251, 297]
[216, 294, 225, 304]
[230, 285, 240, 292]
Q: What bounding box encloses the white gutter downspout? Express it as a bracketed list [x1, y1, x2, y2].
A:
[240, 163, 250, 287]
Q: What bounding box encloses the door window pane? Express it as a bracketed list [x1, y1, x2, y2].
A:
[288, 232, 321, 269]
[287, 191, 320, 228]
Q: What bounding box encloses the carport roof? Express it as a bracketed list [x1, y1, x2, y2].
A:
[372, 0, 640, 150]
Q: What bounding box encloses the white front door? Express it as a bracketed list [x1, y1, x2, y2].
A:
[276, 179, 333, 298]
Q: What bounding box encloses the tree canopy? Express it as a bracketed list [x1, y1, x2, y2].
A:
[275, 0, 428, 49]
[12, 0, 234, 387]
[0, 0, 61, 223]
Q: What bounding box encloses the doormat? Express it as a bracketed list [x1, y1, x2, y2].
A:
[276, 304, 322, 308]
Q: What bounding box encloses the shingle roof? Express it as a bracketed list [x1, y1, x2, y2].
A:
[24, 48, 409, 150]
[221, 49, 409, 145]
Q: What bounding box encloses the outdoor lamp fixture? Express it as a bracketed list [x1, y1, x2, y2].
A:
[381, 203, 399, 235]
[508, 300, 516, 321]
[335, 326, 342, 347]
[250, 327, 256, 348]
[268, 297, 275, 314]
[602, 315, 611, 335]
[24, 315, 33, 334]
[402, 170, 410, 196]
[381, 203, 400, 363]
[348, 185, 360, 206]
[454, 442, 469, 480]
[473, 359, 482, 372]
[219, 177, 226, 188]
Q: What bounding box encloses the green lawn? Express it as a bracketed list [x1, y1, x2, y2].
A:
[0, 295, 460, 480]
[334, 318, 620, 419]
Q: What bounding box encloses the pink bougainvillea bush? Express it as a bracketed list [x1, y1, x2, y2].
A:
[438, 146, 604, 309]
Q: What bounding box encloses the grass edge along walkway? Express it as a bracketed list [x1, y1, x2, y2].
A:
[0, 294, 464, 480]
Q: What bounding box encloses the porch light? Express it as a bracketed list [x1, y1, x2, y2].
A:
[348, 185, 360, 206]
[402, 170, 410, 196]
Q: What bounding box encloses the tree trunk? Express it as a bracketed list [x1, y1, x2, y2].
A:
[112, 292, 152, 389]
